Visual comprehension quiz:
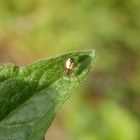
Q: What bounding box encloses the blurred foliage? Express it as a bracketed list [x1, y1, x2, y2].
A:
[0, 0, 140, 140]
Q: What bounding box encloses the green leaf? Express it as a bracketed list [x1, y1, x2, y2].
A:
[0, 50, 96, 140]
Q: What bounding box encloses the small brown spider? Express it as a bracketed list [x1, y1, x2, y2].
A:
[64, 58, 81, 84]
[64, 58, 75, 76]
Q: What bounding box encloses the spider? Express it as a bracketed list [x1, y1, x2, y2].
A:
[64, 58, 75, 76]
[64, 58, 81, 84]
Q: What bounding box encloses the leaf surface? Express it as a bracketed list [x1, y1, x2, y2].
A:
[0, 50, 96, 140]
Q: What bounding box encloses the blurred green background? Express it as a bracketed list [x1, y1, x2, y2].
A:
[0, 0, 140, 140]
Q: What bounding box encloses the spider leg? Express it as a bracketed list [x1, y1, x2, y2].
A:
[74, 71, 81, 84]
